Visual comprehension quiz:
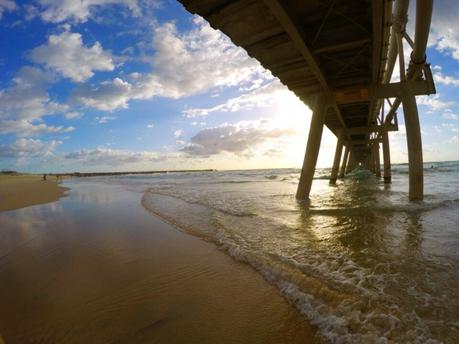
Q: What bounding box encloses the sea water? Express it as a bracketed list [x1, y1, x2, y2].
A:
[111, 161, 459, 343]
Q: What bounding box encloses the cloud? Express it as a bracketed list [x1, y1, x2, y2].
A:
[35, 0, 141, 23]
[442, 111, 459, 120]
[183, 80, 287, 118]
[417, 94, 455, 111]
[0, 66, 66, 120]
[95, 115, 116, 124]
[71, 77, 131, 111]
[181, 119, 301, 157]
[0, 66, 74, 137]
[69, 17, 267, 111]
[64, 111, 83, 119]
[64, 147, 167, 166]
[433, 69, 459, 86]
[135, 18, 268, 99]
[191, 121, 206, 126]
[452, 135, 459, 143]
[0, 119, 74, 136]
[428, 0, 459, 60]
[0, 138, 61, 158]
[441, 123, 459, 132]
[147, 123, 154, 128]
[29, 31, 114, 82]
[0, 0, 15, 19]
[174, 129, 183, 138]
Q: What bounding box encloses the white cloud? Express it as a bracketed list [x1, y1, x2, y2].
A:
[441, 123, 459, 132]
[183, 80, 286, 118]
[71, 77, 131, 111]
[452, 135, 459, 143]
[147, 123, 154, 128]
[433, 70, 459, 86]
[69, 18, 268, 111]
[428, 0, 459, 60]
[64, 147, 167, 166]
[442, 111, 459, 120]
[0, 138, 61, 158]
[174, 129, 183, 138]
[64, 111, 83, 119]
[191, 121, 206, 126]
[181, 119, 301, 157]
[0, 66, 75, 138]
[135, 17, 268, 99]
[36, 0, 141, 23]
[417, 94, 455, 111]
[0, 0, 15, 19]
[29, 31, 114, 82]
[95, 115, 116, 124]
[0, 119, 74, 136]
[0, 66, 71, 137]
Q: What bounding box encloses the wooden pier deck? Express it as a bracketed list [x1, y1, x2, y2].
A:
[178, 0, 435, 200]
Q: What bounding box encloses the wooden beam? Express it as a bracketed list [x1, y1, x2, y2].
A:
[349, 138, 382, 146]
[333, 80, 434, 105]
[313, 38, 371, 54]
[263, 0, 349, 137]
[346, 124, 397, 135]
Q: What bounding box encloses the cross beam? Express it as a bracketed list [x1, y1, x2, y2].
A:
[263, 0, 349, 138]
[346, 124, 397, 135]
[333, 79, 435, 105]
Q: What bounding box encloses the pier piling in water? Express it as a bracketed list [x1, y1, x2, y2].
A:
[382, 128, 392, 183]
[340, 146, 350, 178]
[296, 96, 327, 200]
[330, 131, 344, 185]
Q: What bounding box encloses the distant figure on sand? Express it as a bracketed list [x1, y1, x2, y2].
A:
[43, 174, 47, 181]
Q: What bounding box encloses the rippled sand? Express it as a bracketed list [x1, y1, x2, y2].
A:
[0, 181, 315, 344]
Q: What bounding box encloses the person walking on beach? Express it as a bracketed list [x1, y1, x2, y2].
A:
[43, 174, 47, 181]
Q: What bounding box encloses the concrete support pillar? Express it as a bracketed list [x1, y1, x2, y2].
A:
[330, 131, 344, 184]
[382, 128, 392, 183]
[374, 143, 381, 178]
[402, 91, 424, 201]
[369, 149, 375, 173]
[345, 151, 354, 174]
[339, 146, 349, 178]
[296, 96, 328, 200]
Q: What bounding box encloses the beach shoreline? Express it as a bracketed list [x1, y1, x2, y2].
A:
[0, 174, 69, 212]
[0, 179, 317, 343]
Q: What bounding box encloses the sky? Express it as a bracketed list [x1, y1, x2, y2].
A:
[0, 0, 458, 173]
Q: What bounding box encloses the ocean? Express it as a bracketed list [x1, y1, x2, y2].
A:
[100, 161, 458, 343]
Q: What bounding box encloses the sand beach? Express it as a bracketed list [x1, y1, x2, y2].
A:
[0, 178, 316, 344]
[0, 174, 68, 212]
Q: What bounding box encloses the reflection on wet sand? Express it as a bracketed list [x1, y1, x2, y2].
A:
[0, 181, 315, 344]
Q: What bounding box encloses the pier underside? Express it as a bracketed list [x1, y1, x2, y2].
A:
[178, 0, 435, 201]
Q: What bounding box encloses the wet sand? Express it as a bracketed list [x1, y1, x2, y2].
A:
[0, 180, 316, 344]
[0, 175, 68, 212]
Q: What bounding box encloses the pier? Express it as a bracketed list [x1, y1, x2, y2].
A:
[178, 0, 435, 201]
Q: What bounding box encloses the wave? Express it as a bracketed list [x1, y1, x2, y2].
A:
[141, 190, 456, 343]
[307, 198, 459, 216]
